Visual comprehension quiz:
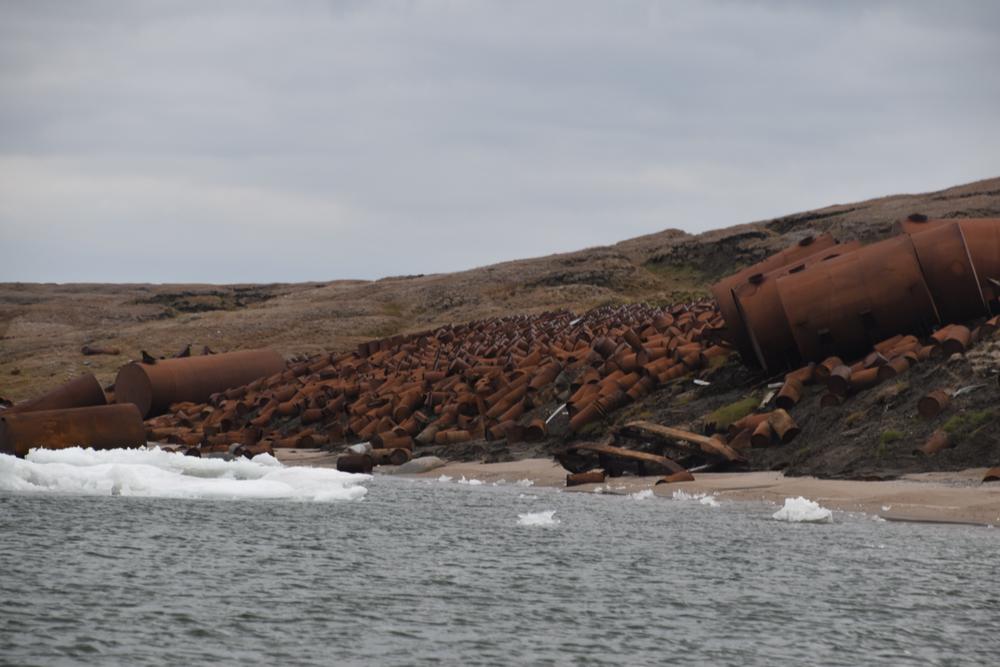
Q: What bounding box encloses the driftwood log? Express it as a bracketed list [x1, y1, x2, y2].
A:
[619, 420, 746, 464]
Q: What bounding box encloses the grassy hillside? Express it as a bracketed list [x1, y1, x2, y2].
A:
[2, 176, 999, 402]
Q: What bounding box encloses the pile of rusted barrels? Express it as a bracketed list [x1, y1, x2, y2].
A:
[138, 301, 729, 459]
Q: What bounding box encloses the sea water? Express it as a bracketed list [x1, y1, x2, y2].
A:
[1, 449, 997, 666]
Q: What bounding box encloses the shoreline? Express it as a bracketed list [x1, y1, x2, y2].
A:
[274, 451, 1000, 526]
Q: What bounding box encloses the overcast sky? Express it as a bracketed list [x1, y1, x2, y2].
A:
[1, 1, 998, 283]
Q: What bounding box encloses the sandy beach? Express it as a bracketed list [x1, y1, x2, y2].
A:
[274, 450, 1000, 526]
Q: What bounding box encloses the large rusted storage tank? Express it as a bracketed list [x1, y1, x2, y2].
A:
[907, 222, 988, 323]
[0, 404, 146, 458]
[711, 234, 838, 365]
[732, 241, 861, 371]
[4, 374, 107, 415]
[898, 216, 1000, 305]
[115, 348, 286, 418]
[776, 235, 939, 363]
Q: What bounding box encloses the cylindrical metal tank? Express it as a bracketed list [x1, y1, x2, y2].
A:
[711, 234, 838, 365]
[732, 241, 861, 371]
[115, 348, 286, 418]
[6, 374, 107, 415]
[898, 216, 1000, 303]
[0, 404, 146, 458]
[776, 235, 939, 363]
[905, 222, 987, 322]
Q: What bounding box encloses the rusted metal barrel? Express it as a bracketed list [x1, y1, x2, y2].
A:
[566, 470, 606, 486]
[775, 378, 802, 410]
[767, 409, 800, 444]
[0, 404, 145, 458]
[371, 448, 411, 465]
[936, 325, 971, 357]
[918, 390, 950, 419]
[336, 453, 373, 473]
[876, 356, 910, 382]
[115, 348, 286, 418]
[524, 419, 547, 442]
[915, 430, 950, 455]
[827, 365, 853, 397]
[750, 420, 773, 448]
[6, 374, 107, 415]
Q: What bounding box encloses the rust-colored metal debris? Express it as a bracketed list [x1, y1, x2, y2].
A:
[134, 303, 728, 459]
[115, 348, 286, 418]
[915, 430, 950, 456]
[81, 345, 121, 356]
[4, 374, 107, 415]
[918, 390, 950, 420]
[566, 470, 606, 486]
[0, 404, 145, 458]
[712, 216, 1000, 371]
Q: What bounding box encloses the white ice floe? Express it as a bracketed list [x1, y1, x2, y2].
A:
[629, 489, 654, 501]
[772, 497, 833, 523]
[517, 510, 559, 526]
[457, 476, 483, 486]
[670, 489, 720, 506]
[0, 447, 368, 502]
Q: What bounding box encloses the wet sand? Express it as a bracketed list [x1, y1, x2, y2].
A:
[275, 451, 1000, 526]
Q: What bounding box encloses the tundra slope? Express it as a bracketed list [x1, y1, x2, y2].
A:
[2, 178, 1000, 479]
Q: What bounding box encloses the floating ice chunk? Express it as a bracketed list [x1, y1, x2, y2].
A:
[772, 497, 833, 523]
[0, 448, 367, 502]
[437, 475, 453, 483]
[517, 510, 559, 526]
[670, 489, 720, 506]
[629, 489, 654, 500]
[514, 479, 535, 487]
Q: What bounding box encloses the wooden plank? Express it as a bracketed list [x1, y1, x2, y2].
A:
[567, 442, 686, 475]
[620, 420, 745, 463]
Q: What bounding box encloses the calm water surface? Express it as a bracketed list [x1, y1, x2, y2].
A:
[2, 475, 998, 666]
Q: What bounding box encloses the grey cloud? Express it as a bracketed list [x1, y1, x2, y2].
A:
[0, 0, 998, 282]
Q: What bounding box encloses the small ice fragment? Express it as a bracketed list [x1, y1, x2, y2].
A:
[772, 497, 833, 523]
[437, 475, 453, 483]
[517, 510, 559, 526]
